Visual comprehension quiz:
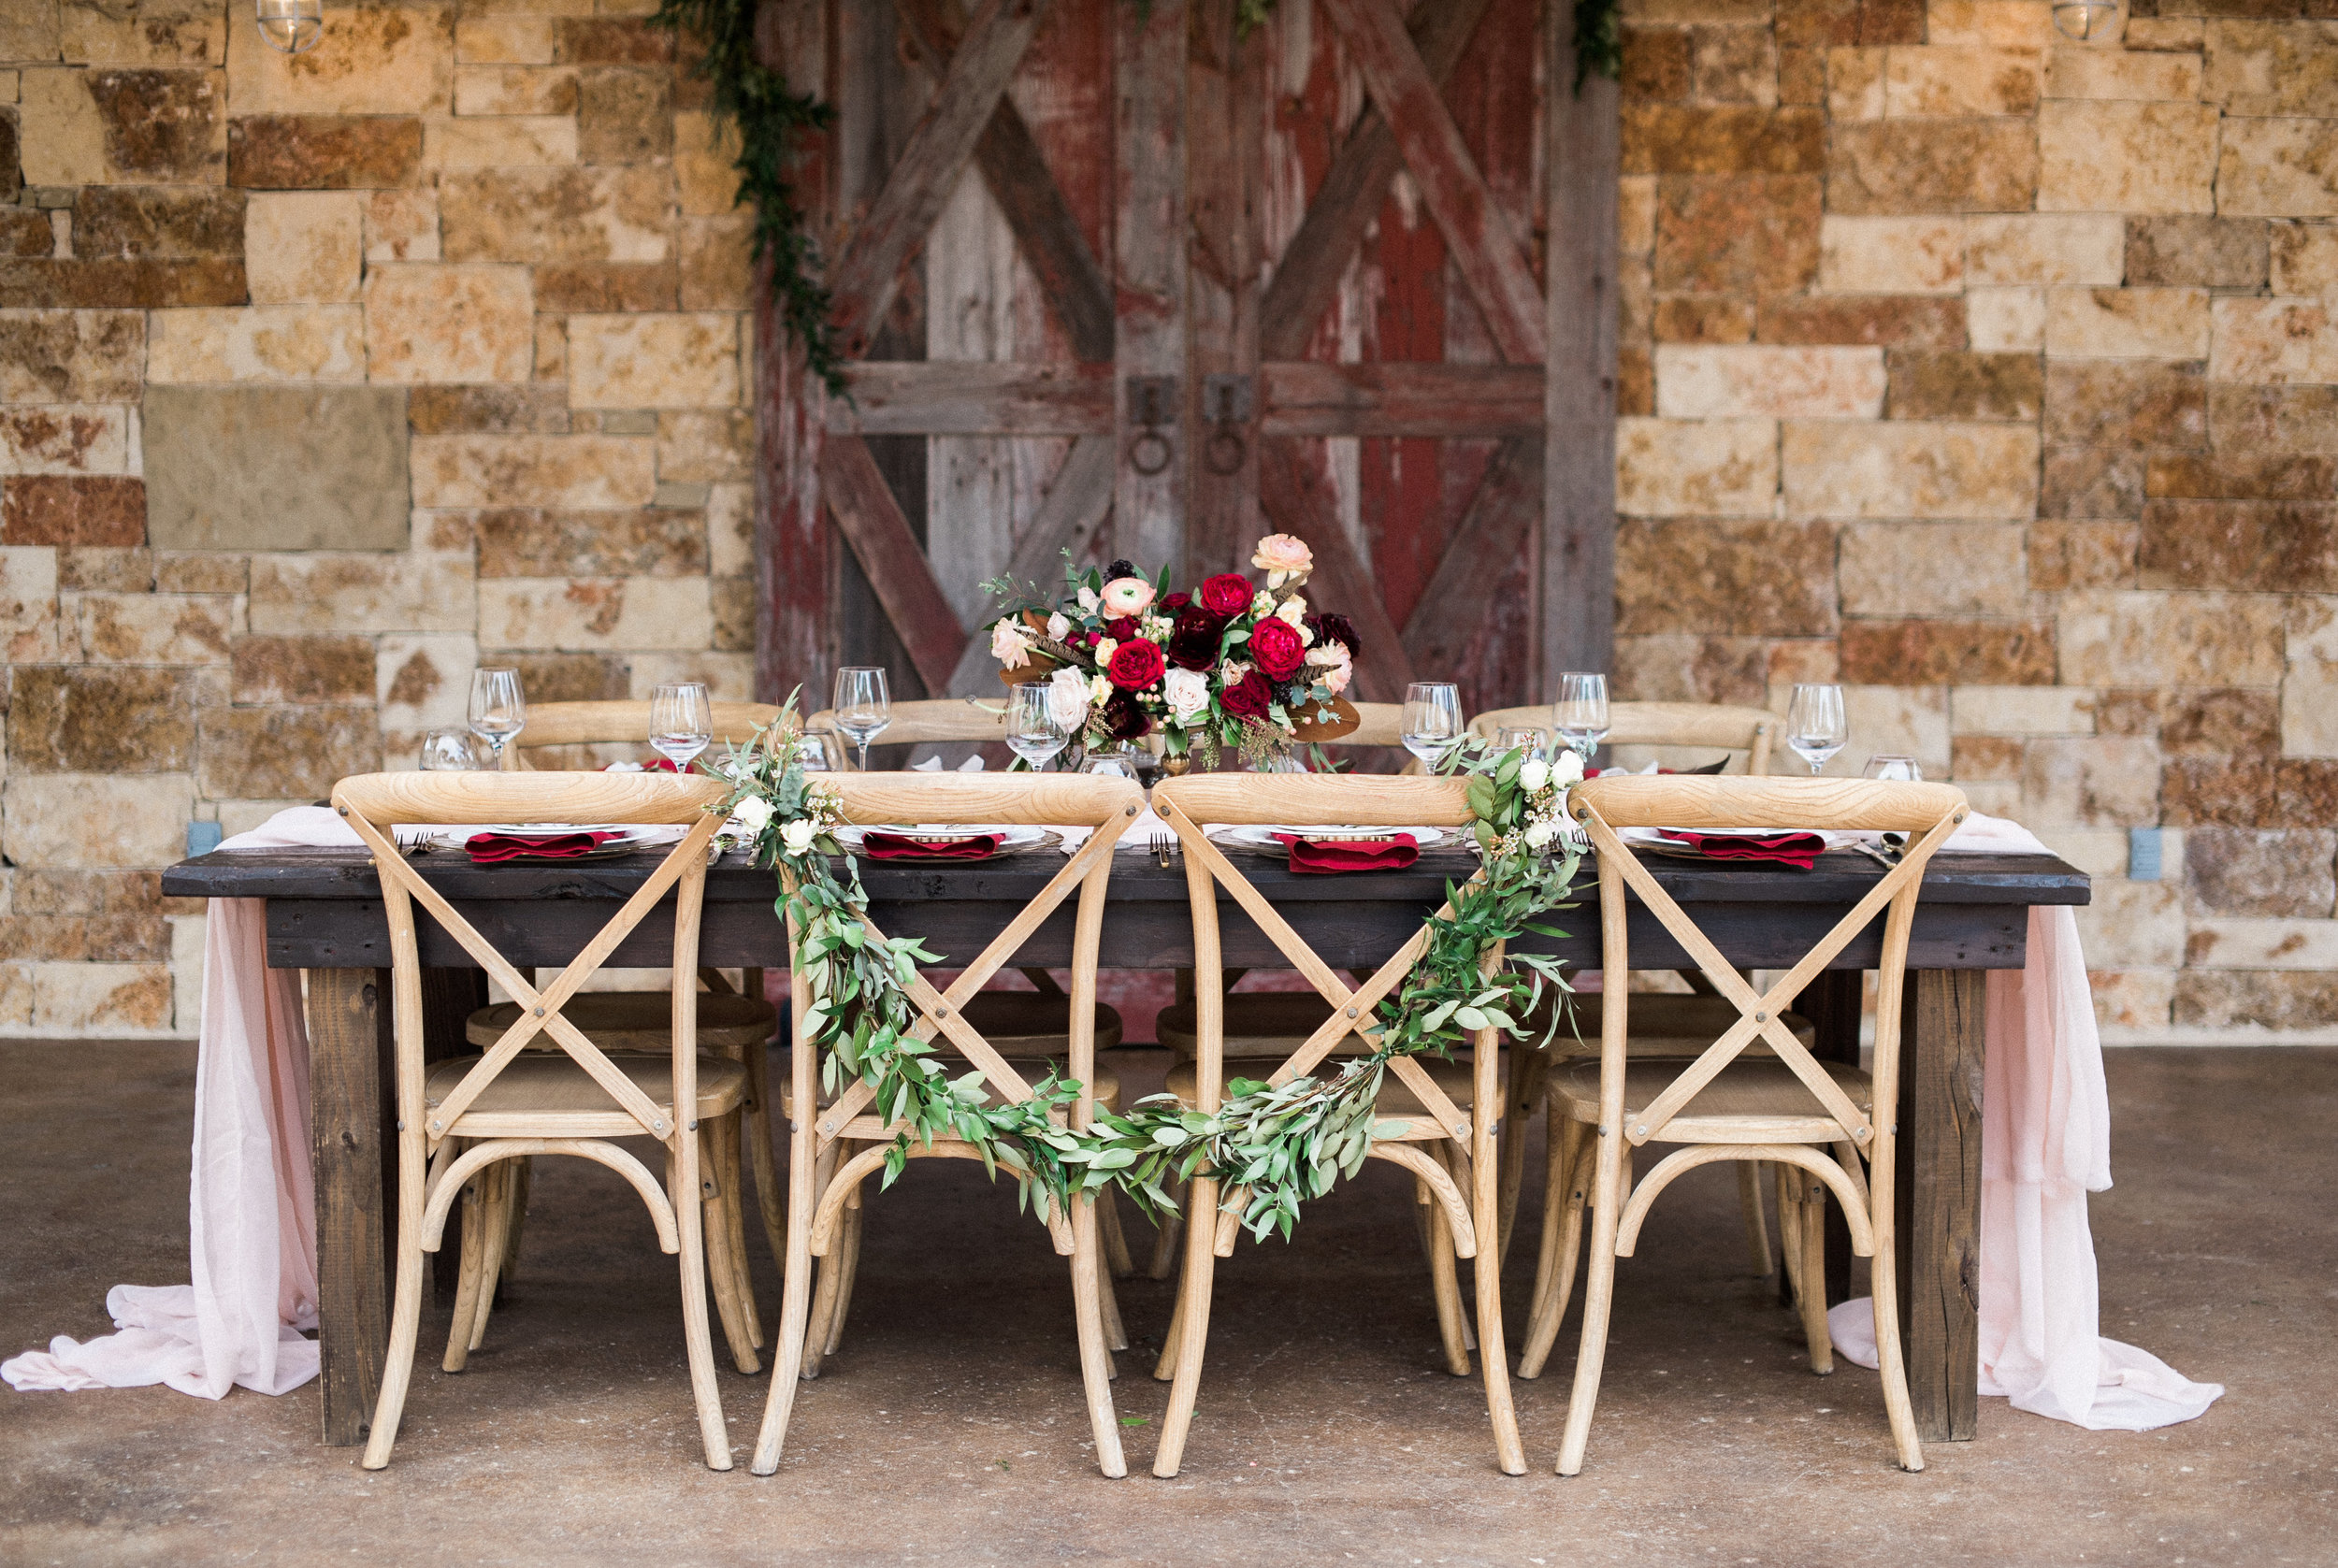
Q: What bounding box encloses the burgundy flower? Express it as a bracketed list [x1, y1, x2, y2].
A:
[1199, 572, 1255, 620]
[1101, 690, 1151, 740]
[1220, 669, 1273, 720]
[1104, 558, 1136, 584]
[1167, 606, 1225, 671]
[1103, 615, 1141, 641]
[1246, 616, 1306, 681]
[1106, 638, 1167, 692]
[1306, 612, 1360, 663]
[1162, 591, 1191, 613]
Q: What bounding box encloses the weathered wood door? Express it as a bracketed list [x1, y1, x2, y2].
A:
[756, 0, 1617, 717]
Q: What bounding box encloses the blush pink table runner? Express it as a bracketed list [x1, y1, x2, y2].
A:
[7, 809, 2222, 1432]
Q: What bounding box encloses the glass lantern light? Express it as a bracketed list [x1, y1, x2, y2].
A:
[2051, 0, 2117, 39]
[256, 0, 324, 54]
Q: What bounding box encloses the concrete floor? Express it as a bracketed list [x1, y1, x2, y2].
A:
[0, 1043, 2329, 1567]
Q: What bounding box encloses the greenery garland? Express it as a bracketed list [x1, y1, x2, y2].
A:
[656, 0, 1623, 396]
[718, 700, 1587, 1242]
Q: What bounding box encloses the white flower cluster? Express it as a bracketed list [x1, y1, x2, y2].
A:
[731, 773, 844, 861]
[1512, 750, 1586, 853]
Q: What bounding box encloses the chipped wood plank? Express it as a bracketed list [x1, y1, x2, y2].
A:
[819, 435, 969, 694]
[1113, 0, 1188, 568]
[1401, 437, 1542, 676]
[944, 434, 1118, 695]
[1259, 361, 1545, 438]
[830, 360, 1114, 435]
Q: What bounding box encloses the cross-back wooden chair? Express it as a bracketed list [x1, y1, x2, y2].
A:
[749, 771, 1147, 1479]
[807, 696, 1008, 766]
[1470, 699, 1778, 775]
[331, 770, 743, 1471]
[1539, 774, 1968, 1476]
[1145, 773, 1525, 1479]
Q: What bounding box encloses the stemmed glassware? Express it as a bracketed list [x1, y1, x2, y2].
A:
[1787, 683, 1849, 774]
[468, 667, 526, 770]
[420, 728, 479, 770]
[1553, 671, 1609, 768]
[649, 682, 714, 770]
[1863, 754, 1922, 782]
[1400, 682, 1464, 764]
[1494, 724, 1552, 760]
[831, 667, 891, 772]
[1005, 682, 1072, 770]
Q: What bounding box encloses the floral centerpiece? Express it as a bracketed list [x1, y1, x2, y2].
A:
[981, 533, 1363, 769]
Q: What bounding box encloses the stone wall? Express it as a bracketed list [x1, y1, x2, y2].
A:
[0, 0, 753, 1035]
[1612, 0, 2338, 1041]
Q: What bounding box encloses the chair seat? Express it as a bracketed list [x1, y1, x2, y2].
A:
[1552, 1057, 1872, 1144]
[781, 1057, 1123, 1119]
[1157, 994, 1372, 1059]
[958, 991, 1124, 1053]
[467, 991, 776, 1053]
[1163, 1055, 1506, 1127]
[425, 1052, 746, 1138]
[1532, 992, 1815, 1059]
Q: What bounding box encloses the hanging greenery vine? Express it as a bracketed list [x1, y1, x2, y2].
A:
[655, 0, 1622, 399]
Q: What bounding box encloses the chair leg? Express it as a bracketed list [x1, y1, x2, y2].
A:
[1147, 1185, 1185, 1280]
[1739, 1159, 1773, 1276]
[720, 1113, 764, 1349]
[1424, 1169, 1473, 1377]
[499, 1156, 531, 1279]
[699, 1124, 761, 1375]
[1776, 1162, 1806, 1306]
[1069, 1196, 1128, 1478]
[1866, 1171, 1926, 1472]
[361, 1215, 431, 1471]
[1518, 1113, 1590, 1379]
[1554, 1126, 1627, 1476]
[1797, 1172, 1833, 1376]
[465, 1159, 516, 1354]
[1496, 1048, 1547, 1267]
[1098, 1187, 1135, 1278]
[1097, 1250, 1130, 1356]
[749, 1095, 820, 1474]
[1152, 1174, 1221, 1477]
[801, 1138, 845, 1378]
[440, 1160, 488, 1374]
[819, 1187, 865, 1359]
[671, 1135, 734, 1470]
[743, 1041, 788, 1273]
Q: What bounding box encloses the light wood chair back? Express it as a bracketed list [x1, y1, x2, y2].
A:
[751, 770, 1145, 1479]
[506, 699, 787, 769]
[1471, 700, 1779, 773]
[329, 770, 735, 1470]
[1144, 772, 1523, 1477]
[807, 697, 1007, 765]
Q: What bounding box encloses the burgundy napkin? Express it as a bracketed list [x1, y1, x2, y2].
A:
[1271, 832, 1419, 875]
[467, 830, 623, 863]
[862, 831, 1004, 861]
[1655, 829, 1824, 870]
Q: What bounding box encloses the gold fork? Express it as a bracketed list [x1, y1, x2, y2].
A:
[1150, 830, 1175, 869]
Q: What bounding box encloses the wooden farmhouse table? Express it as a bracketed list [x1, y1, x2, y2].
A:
[164, 839, 2087, 1451]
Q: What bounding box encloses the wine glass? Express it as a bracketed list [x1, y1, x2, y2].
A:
[1400, 682, 1463, 763]
[1863, 754, 1922, 782]
[1005, 682, 1071, 769]
[1494, 725, 1551, 761]
[831, 667, 891, 772]
[468, 667, 526, 770]
[649, 681, 714, 770]
[1553, 671, 1610, 767]
[1787, 683, 1848, 774]
[795, 728, 839, 771]
[419, 728, 478, 770]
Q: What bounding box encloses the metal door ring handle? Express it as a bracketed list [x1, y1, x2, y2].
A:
[1129, 429, 1173, 476]
[1205, 426, 1247, 475]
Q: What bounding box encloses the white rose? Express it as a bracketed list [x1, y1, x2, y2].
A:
[1551, 749, 1585, 785]
[779, 817, 818, 855]
[1523, 818, 1554, 850]
[1092, 638, 1117, 668]
[1075, 584, 1100, 612]
[1047, 666, 1090, 731]
[1046, 611, 1071, 640]
[1518, 756, 1550, 793]
[732, 796, 772, 834]
[1275, 597, 1307, 628]
[1220, 658, 1250, 683]
[1088, 672, 1113, 706]
[1163, 667, 1209, 721]
[989, 618, 1034, 669]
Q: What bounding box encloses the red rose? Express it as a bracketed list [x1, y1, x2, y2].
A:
[1106, 637, 1166, 691]
[1103, 615, 1141, 641]
[1161, 592, 1191, 613]
[1220, 669, 1272, 719]
[1199, 573, 1254, 619]
[1246, 616, 1306, 680]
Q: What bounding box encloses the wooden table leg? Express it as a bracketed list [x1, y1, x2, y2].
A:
[1799, 968, 1865, 1308]
[306, 968, 395, 1447]
[1896, 968, 1984, 1444]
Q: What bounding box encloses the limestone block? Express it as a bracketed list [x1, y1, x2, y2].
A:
[456, 14, 555, 65]
[1655, 344, 1885, 418]
[476, 576, 713, 651]
[247, 549, 472, 632]
[0, 405, 130, 474]
[1621, 105, 1826, 176]
[576, 65, 669, 164]
[0, 965, 33, 1031]
[410, 434, 654, 509]
[0, 475, 144, 546]
[2211, 297, 2338, 384]
[472, 507, 706, 577]
[0, 772, 194, 868]
[406, 383, 568, 435]
[625, 650, 753, 701]
[2127, 19, 2201, 50]
[2140, 498, 2338, 593]
[1619, 177, 1657, 256]
[61, 0, 226, 65]
[567, 313, 738, 409]
[454, 65, 579, 116]
[1614, 417, 1776, 518]
[77, 590, 237, 664]
[676, 216, 749, 311]
[1838, 616, 2057, 684]
[1840, 522, 2028, 614]
[2184, 827, 2336, 917]
[1967, 286, 2044, 351]
[226, 0, 454, 115]
[1816, 215, 1961, 294]
[58, 546, 155, 591]
[2186, 919, 2338, 971]
[1826, 118, 2037, 213]
[19, 66, 108, 187]
[535, 261, 673, 311]
[1826, 46, 1885, 120]
[2267, 223, 2338, 295]
[169, 909, 203, 1033]
[6, 667, 195, 771]
[439, 165, 670, 264]
[361, 188, 437, 262]
[2129, 216, 2269, 289]
[1964, 213, 2123, 285]
[1927, 0, 2056, 49]
[2071, 876, 2185, 966]
[1883, 350, 2042, 421]
[81, 65, 225, 181]
[2210, 384, 2338, 452]
[1613, 633, 1771, 706]
[2201, 21, 2338, 118]
[244, 191, 361, 303]
[2044, 361, 2207, 450]
[2023, 735, 2163, 827]
[1951, 684, 2097, 735]
[1781, 420, 2038, 519]
[1831, 683, 1951, 777]
[0, 3, 59, 61]
[2045, 47, 2201, 100]
[2045, 287, 2210, 359]
[230, 631, 374, 703]
[65, 182, 242, 254]
[706, 482, 749, 578]
[2284, 609, 2338, 758]
[227, 115, 423, 189]
[146, 305, 366, 381]
[534, 316, 565, 382]
[2057, 590, 2286, 686]
[0, 309, 144, 403]
[2148, 452, 2338, 501]
[2030, 826, 2127, 875]
[2174, 970, 2338, 1030]
[1883, 46, 2042, 117]
[422, 113, 577, 168]
[654, 408, 751, 483]
[1616, 518, 1837, 637]
[0, 545, 60, 661]
[32, 960, 175, 1033]
[2040, 101, 2216, 214]
[2087, 969, 2172, 1033]
[362, 262, 533, 383]
[197, 705, 381, 798]
[376, 630, 476, 744]
[143, 385, 409, 550]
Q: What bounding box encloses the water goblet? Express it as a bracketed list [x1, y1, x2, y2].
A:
[468, 667, 527, 770]
[649, 682, 714, 770]
[831, 667, 891, 772]
[1787, 683, 1849, 774]
[420, 728, 479, 771]
[1400, 682, 1463, 764]
[1553, 671, 1610, 767]
[1863, 754, 1922, 783]
[1005, 682, 1071, 770]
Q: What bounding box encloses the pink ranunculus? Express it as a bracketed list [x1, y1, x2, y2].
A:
[1099, 576, 1157, 617]
[1250, 533, 1314, 582]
